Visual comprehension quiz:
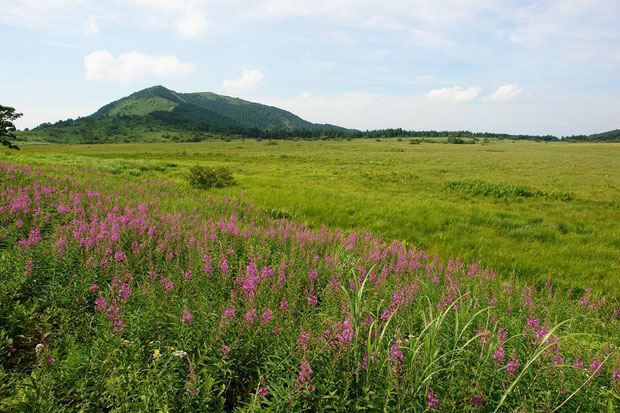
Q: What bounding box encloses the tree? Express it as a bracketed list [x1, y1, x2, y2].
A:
[1, 105, 22, 150]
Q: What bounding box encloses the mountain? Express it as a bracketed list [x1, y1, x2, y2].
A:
[94, 85, 339, 131]
[21, 86, 347, 144]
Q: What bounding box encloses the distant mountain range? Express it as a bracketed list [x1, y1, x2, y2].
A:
[21, 86, 347, 144]
[15, 86, 620, 144]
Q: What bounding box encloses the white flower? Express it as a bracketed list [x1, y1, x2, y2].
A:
[172, 350, 187, 358]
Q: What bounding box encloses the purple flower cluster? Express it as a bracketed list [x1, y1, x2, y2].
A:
[426, 390, 439, 409]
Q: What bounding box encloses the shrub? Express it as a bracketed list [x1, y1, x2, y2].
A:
[188, 164, 236, 189]
[447, 137, 476, 144]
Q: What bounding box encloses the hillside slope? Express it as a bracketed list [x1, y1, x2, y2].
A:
[179, 91, 338, 131]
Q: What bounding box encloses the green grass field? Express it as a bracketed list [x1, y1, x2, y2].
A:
[3, 138, 619, 294]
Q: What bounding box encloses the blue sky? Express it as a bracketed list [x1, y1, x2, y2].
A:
[2, 0, 619, 135]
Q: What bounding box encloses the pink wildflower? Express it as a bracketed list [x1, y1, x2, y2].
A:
[589, 358, 603, 376]
[261, 309, 273, 325]
[470, 394, 485, 408]
[506, 357, 520, 375]
[245, 309, 257, 325]
[492, 347, 505, 363]
[426, 390, 439, 409]
[308, 268, 318, 282]
[295, 360, 313, 390]
[258, 386, 269, 397]
[297, 330, 310, 349]
[307, 295, 318, 307]
[182, 310, 194, 325]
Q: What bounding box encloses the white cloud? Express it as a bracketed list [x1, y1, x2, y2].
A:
[84, 15, 98, 34]
[425, 86, 481, 103]
[84, 50, 195, 84]
[136, 0, 208, 37]
[485, 84, 523, 102]
[222, 69, 264, 95]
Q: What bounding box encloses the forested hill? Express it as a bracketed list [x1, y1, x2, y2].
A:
[21, 86, 347, 144]
[91, 86, 342, 131]
[564, 129, 620, 142]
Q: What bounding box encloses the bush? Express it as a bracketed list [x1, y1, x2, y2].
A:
[447, 137, 476, 144]
[188, 165, 236, 189]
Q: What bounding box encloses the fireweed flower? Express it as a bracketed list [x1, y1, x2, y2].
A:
[117, 283, 131, 302]
[220, 344, 230, 356]
[114, 250, 125, 262]
[297, 330, 310, 349]
[307, 295, 318, 307]
[258, 386, 269, 397]
[219, 256, 229, 274]
[574, 357, 584, 368]
[476, 330, 491, 344]
[525, 318, 540, 331]
[24, 259, 33, 277]
[245, 309, 257, 325]
[506, 357, 520, 375]
[203, 255, 213, 275]
[308, 268, 318, 282]
[182, 310, 194, 325]
[497, 328, 508, 343]
[611, 367, 620, 386]
[361, 352, 376, 370]
[94, 296, 107, 312]
[426, 390, 439, 409]
[112, 316, 125, 334]
[295, 360, 313, 391]
[390, 340, 404, 369]
[470, 394, 485, 407]
[492, 347, 505, 363]
[222, 307, 236, 322]
[159, 277, 174, 293]
[261, 309, 273, 325]
[181, 269, 192, 281]
[381, 308, 395, 322]
[588, 358, 602, 376]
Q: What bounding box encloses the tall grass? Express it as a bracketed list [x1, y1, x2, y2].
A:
[442, 180, 573, 201]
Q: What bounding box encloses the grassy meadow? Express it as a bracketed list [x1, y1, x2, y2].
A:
[4, 138, 618, 295]
[1, 153, 619, 411]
